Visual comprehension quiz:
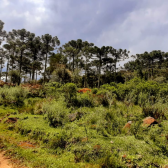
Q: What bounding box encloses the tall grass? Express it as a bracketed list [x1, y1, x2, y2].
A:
[0, 86, 29, 107]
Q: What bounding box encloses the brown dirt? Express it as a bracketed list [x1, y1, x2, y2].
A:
[123, 121, 132, 129]
[81, 137, 88, 142]
[90, 124, 97, 129]
[143, 116, 158, 126]
[6, 118, 17, 124]
[18, 142, 35, 149]
[93, 145, 101, 151]
[0, 151, 28, 168]
[77, 88, 91, 93]
[0, 152, 13, 168]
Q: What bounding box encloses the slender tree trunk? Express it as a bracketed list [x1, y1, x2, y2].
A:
[98, 66, 100, 88]
[12, 50, 15, 71]
[84, 56, 87, 88]
[30, 71, 31, 80]
[32, 54, 36, 80]
[44, 53, 48, 83]
[5, 57, 10, 82]
[36, 70, 37, 83]
[98, 56, 102, 88]
[32, 67, 35, 80]
[5, 62, 8, 82]
[18, 50, 23, 85]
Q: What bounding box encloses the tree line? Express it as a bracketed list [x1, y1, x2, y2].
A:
[124, 50, 168, 81]
[1, 20, 168, 87]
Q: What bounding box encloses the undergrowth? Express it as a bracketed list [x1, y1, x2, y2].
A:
[0, 79, 168, 167]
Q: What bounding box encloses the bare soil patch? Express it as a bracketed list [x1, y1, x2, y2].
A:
[0, 151, 13, 168]
[0, 151, 27, 168]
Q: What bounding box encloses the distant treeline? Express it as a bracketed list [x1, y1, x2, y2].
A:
[0, 20, 168, 87]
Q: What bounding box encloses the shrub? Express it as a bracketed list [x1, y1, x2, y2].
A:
[154, 76, 166, 83]
[92, 88, 98, 94]
[99, 150, 124, 168]
[72, 93, 94, 107]
[138, 92, 148, 107]
[62, 83, 77, 102]
[0, 86, 28, 107]
[142, 106, 165, 119]
[49, 132, 67, 149]
[42, 98, 69, 127]
[96, 90, 110, 107]
[8, 70, 20, 84]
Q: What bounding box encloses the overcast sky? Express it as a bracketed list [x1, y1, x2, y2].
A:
[1, 0, 168, 57]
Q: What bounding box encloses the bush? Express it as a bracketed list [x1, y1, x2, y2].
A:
[43, 82, 62, 99]
[142, 106, 165, 119]
[71, 93, 94, 107]
[0, 86, 28, 107]
[8, 70, 20, 84]
[96, 90, 110, 107]
[99, 150, 124, 168]
[62, 83, 77, 102]
[92, 88, 98, 94]
[49, 132, 67, 149]
[42, 98, 69, 127]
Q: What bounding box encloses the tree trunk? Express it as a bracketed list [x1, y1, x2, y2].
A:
[5, 62, 8, 82]
[32, 67, 35, 81]
[29, 71, 31, 81]
[32, 54, 36, 80]
[36, 70, 37, 83]
[98, 55, 102, 88]
[84, 56, 87, 88]
[18, 50, 23, 85]
[98, 65, 100, 88]
[5, 57, 10, 83]
[12, 50, 15, 71]
[44, 53, 48, 83]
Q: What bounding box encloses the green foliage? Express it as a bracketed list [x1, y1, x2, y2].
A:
[44, 82, 62, 98]
[71, 93, 94, 107]
[1, 76, 168, 167]
[42, 98, 69, 127]
[49, 132, 67, 150]
[0, 106, 17, 117]
[0, 86, 28, 107]
[130, 120, 143, 139]
[8, 70, 20, 84]
[51, 68, 73, 84]
[45, 82, 61, 88]
[98, 78, 168, 106]
[98, 150, 124, 168]
[92, 88, 98, 94]
[62, 83, 77, 102]
[154, 76, 166, 83]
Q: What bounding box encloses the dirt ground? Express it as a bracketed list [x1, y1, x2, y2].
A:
[0, 151, 27, 168]
[0, 152, 13, 168]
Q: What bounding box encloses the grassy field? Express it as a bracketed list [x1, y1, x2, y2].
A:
[0, 81, 168, 167]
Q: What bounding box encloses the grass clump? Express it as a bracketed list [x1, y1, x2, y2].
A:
[0, 86, 28, 107]
[42, 97, 69, 127]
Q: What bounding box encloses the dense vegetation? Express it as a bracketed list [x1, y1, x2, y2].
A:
[1, 20, 168, 167]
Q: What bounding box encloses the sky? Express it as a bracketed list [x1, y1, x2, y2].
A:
[1, 0, 168, 60]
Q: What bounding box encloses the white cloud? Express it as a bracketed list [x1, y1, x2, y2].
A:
[1, 0, 168, 57]
[96, 0, 168, 55]
[2, 0, 9, 7]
